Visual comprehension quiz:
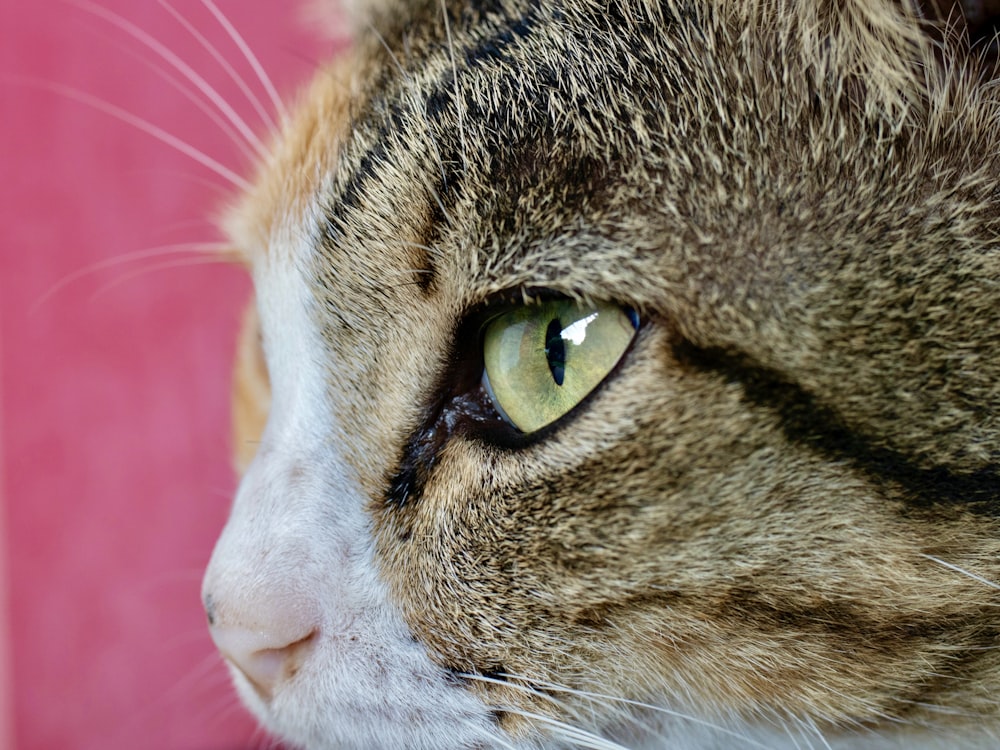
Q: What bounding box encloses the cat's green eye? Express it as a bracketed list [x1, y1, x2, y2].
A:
[481, 299, 638, 434]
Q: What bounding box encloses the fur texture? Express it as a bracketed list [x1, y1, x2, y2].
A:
[204, 0, 1000, 747]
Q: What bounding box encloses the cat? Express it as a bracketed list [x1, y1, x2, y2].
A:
[200, 0, 1000, 748]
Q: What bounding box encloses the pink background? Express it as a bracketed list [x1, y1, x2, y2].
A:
[1, 2, 335, 747]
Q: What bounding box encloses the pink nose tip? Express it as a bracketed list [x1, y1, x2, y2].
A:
[209, 624, 317, 699]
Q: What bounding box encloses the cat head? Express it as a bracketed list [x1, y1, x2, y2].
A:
[204, 1, 1000, 747]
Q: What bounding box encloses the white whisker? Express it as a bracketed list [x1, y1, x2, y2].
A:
[460, 672, 673, 749]
[86, 28, 260, 163]
[782, 712, 832, 750]
[158, 0, 280, 135]
[923, 554, 1000, 591]
[67, 0, 270, 159]
[455, 718, 520, 750]
[89, 255, 232, 300]
[496, 706, 631, 750]
[510, 675, 775, 750]
[31, 241, 229, 312]
[119, 169, 233, 198]
[199, 0, 289, 125]
[4, 75, 252, 191]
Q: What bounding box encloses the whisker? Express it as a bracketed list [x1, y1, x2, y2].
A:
[367, 22, 450, 192]
[157, 0, 280, 136]
[199, 0, 289, 126]
[79, 20, 260, 163]
[423, 112, 451, 190]
[455, 718, 520, 750]
[782, 712, 832, 750]
[88, 255, 233, 300]
[493, 706, 631, 750]
[800, 713, 834, 750]
[31, 241, 229, 312]
[66, 0, 270, 159]
[504, 674, 775, 750]
[118, 169, 234, 199]
[922, 554, 1000, 591]
[459, 672, 660, 748]
[4, 75, 252, 191]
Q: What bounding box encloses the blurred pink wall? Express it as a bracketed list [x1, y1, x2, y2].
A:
[1, 2, 334, 747]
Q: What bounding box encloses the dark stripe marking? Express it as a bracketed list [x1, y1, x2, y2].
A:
[674, 341, 1000, 515]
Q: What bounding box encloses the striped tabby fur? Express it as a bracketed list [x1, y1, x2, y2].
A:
[205, 0, 1000, 747]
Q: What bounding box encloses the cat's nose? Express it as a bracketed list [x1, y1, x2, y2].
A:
[207, 615, 318, 700]
[204, 592, 319, 700]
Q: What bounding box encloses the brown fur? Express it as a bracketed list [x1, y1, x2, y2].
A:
[227, 0, 1000, 744]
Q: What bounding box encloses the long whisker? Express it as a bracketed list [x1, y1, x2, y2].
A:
[369, 23, 441, 181]
[157, 0, 280, 136]
[120, 170, 233, 198]
[89, 255, 233, 300]
[87, 25, 259, 163]
[922, 554, 1000, 591]
[3, 77, 252, 192]
[199, 0, 289, 126]
[504, 674, 775, 750]
[31, 241, 229, 312]
[779, 711, 832, 750]
[193, 685, 251, 733]
[66, 0, 270, 159]
[455, 718, 520, 750]
[494, 706, 632, 750]
[458, 672, 643, 736]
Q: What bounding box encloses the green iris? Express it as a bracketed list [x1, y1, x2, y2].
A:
[482, 299, 637, 434]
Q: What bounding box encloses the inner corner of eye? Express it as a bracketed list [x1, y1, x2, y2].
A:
[480, 365, 517, 428]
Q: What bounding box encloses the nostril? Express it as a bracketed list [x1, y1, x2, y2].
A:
[210, 624, 318, 700]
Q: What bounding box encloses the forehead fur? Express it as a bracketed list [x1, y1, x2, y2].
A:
[289, 0, 1000, 462]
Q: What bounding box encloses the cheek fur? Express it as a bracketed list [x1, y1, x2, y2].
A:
[372, 327, 1000, 729]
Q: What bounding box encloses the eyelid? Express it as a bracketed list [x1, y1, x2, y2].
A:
[477, 298, 640, 435]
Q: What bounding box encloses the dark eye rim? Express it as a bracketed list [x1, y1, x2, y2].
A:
[383, 288, 645, 508]
[457, 290, 644, 449]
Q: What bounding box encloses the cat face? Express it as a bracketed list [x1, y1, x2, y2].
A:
[202, 1, 1000, 747]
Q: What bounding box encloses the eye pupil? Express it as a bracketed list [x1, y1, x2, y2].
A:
[544, 318, 566, 387]
[481, 299, 637, 434]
